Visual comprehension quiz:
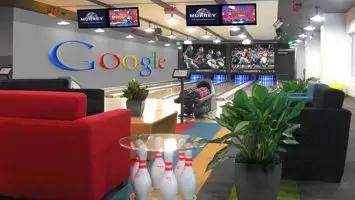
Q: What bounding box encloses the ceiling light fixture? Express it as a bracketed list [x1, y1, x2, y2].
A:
[298, 33, 307, 38]
[309, 34, 314, 40]
[202, 31, 211, 39]
[57, 12, 70, 25]
[238, 33, 247, 39]
[166, 14, 179, 25]
[304, 20, 316, 31]
[229, 26, 240, 32]
[144, 24, 155, 33]
[167, 31, 176, 39]
[148, 39, 155, 43]
[178, 46, 182, 50]
[164, 43, 171, 47]
[295, 39, 302, 43]
[213, 37, 221, 44]
[126, 34, 134, 39]
[184, 37, 192, 45]
[242, 38, 252, 45]
[186, 27, 196, 33]
[311, 6, 325, 23]
[94, 28, 105, 33]
[292, 43, 298, 47]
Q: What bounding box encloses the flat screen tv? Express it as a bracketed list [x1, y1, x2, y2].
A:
[77, 9, 108, 29]
[230, 44, 275, 73]
[221, 4, 256, 25]
[186, 5, 221, 26]
[182, 44, 227, 73]
[108, 7, 140, 28]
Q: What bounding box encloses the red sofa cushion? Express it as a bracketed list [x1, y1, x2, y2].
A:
[0, 90, 86, 120]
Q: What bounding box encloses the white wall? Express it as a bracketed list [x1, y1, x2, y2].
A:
[305, 33, 321, 79]
[12, 8, 178, 88]
[320, 13, 352, 84]
[0, 7, 13, 66]
[346, 7, 355, 96]
[346, 6, 355, 34]
[295, 45, 305, 79]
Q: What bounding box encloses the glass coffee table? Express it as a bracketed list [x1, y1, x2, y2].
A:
[119, 134, 205, 200]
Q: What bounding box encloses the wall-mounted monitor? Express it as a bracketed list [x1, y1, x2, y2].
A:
[230, 44, 275, 73]
[108, 7, 140, 28]
[186, 5, 221, 26]
[221, 4, 256, 25]
[182, 44, 227, 73]
[77, 9, 108, 29]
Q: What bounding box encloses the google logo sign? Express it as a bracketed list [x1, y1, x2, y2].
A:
[48, 40, 166, 77]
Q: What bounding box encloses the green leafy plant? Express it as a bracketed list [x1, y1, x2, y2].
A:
[306, 77, 320, 82]
[121, 79, 149, 101]
[281, 80, 308, 93]
[201, 84, 305, 170]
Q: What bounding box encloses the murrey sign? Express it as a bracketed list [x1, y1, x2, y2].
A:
[48, 40, 166, 77]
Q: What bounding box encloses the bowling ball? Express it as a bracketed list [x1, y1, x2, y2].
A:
[329, 82, 344, 91]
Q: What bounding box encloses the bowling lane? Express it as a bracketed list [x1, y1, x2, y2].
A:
[214, 81, 242, 96]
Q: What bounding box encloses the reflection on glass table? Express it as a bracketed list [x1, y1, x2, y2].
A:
[119, 134, 205, 200]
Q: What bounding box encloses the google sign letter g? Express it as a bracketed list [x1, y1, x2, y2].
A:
[48, 40, 95, 71]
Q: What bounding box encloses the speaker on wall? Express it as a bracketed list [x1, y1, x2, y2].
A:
[230, 30, 238, 36]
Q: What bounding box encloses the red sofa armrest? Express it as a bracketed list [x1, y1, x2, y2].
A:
[75, 109, 131, 199]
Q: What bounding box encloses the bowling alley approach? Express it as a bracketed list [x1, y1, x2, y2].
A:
[1, 0, 355, 200]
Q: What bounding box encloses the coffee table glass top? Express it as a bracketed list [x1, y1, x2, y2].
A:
[119, 134, 205, 152]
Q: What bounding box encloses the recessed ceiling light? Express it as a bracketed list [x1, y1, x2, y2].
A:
[229, 26, 240, 32]
[94, 28, 105, 33]
[164, 43, 171, 47]
[144, 24, 155, 33]
[148, 40, 155, 43]
[178, 46, 182, 50]
[167, 32, 176, 39]
[238, 33, 247, 39]
[186, 27, 196, 33]
[126, 34, 134, 39]
[57, 20, 70, 25]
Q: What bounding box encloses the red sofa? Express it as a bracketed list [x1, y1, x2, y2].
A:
[0, 90, 130, 200]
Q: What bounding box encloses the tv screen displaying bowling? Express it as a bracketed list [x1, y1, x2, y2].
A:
[230, 44, 275, 73]
[182, 44, 227, 73]
[221, 4, 257, 25]
[108, 7, 140, 28]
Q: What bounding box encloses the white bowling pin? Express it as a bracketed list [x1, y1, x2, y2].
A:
[131, 140, 144, 191]
[133, 144, 152, 200]
[151, 151, 165, 189]
[160, 151, 178, 200]
[179, 150, 196, 200]
[174, 151, 185, 184]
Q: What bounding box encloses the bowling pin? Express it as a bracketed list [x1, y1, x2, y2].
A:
[134, 144, 152, 200]
[151, 137, 165, 189]
[151, 151, 165, 189]
[175, 138, 186, 188]
[179, 149, 196, 200]
[131, 139, 144, 185]
[160, 151, 178, 200]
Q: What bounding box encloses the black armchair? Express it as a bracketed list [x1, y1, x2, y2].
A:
[282, 87, 351, 182]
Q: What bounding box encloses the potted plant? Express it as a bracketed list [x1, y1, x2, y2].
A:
[281, 80, 308, 93]
[121, 79, 149, 116]
[201, 84, 304, 200]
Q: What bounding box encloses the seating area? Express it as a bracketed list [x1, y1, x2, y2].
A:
[0, 78, 353, 200]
